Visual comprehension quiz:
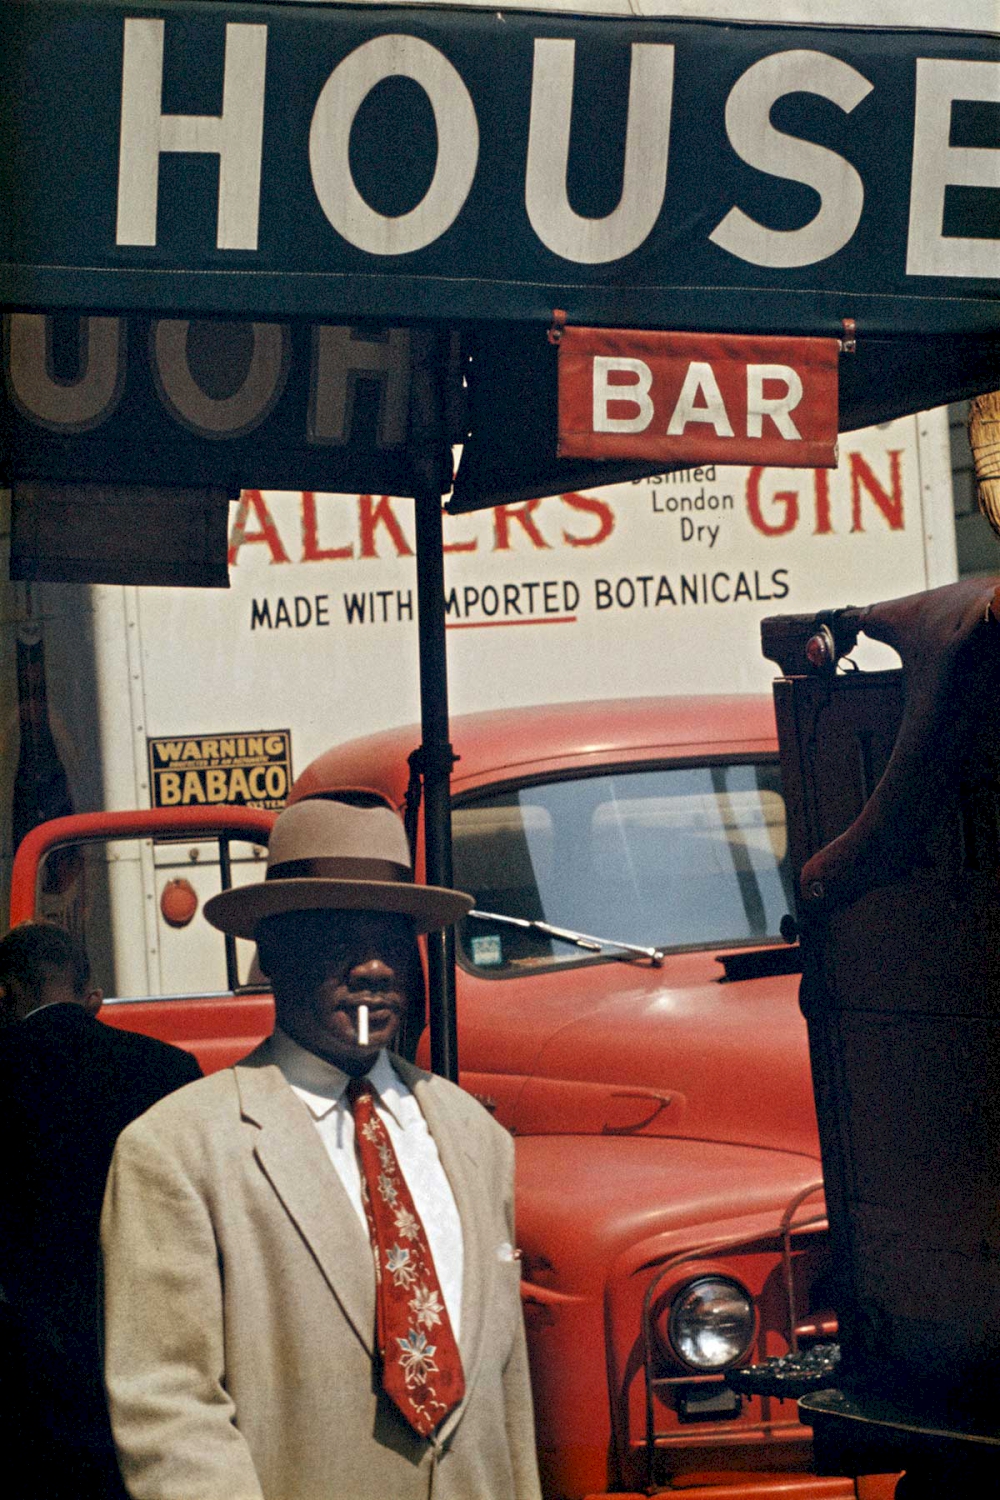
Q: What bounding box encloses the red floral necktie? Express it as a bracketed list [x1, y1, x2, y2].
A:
[347, 1076, 465, 1436]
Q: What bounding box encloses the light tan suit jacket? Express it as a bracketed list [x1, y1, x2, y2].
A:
[100, 1042, 541, 1500]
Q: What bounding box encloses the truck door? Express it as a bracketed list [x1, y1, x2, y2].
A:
[9, 807, 276, 1070]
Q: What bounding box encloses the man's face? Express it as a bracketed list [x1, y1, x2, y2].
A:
[262, 909, 422, 1074]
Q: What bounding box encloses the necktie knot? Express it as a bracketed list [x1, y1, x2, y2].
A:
[345, 1074, 374, 1109]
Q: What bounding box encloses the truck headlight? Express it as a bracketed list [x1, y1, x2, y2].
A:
[667, 1277, 755, 1371]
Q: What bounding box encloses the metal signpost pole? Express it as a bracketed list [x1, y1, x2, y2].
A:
[414, 488, 459, 1082]
[411, 335, 460, 1084]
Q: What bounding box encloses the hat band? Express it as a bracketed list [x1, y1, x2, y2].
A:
[267, 856, 413, 884]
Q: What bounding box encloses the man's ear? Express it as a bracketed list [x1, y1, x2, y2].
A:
[83, 986, 103, 1018]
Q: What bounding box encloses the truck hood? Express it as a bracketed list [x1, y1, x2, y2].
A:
[513, 1132, 823, 1295]
[503, 952, 820, 1160]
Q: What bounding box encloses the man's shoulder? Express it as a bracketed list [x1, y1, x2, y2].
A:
[118, 1038, 286, 1128]
[116, 1063, 243, 1151]
[395, 1057, 513, 1151]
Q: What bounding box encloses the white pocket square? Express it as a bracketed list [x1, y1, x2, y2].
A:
[496, 1241, 522, 1262]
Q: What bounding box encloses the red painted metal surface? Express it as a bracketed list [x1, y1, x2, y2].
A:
[98, 991, 275, 1073]
[581, 1480, 858, 1497]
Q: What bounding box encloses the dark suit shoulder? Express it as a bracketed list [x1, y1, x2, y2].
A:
[7, 1003, 195, 1068]
[96, 1019, 202, 1082]
[0, 1011, 204, 1284]
[3, 1002, 90, 1048]
[0, 1006, 200, 1129]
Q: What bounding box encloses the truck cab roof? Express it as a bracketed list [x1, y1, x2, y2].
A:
[291, 694, 780, 808]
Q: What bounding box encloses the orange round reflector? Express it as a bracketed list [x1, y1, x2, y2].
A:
[161, 878, 199, 928]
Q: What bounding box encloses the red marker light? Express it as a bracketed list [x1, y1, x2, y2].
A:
[161, 878, 199, 928]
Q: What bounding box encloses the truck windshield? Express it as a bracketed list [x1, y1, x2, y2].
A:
[452, 762, 793, 972]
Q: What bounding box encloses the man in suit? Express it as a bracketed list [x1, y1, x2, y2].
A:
[101, 798, 541, 1500]
[0, 921, 202, 1500]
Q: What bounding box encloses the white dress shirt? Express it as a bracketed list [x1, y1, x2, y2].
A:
[270, 1028, 465, 1340]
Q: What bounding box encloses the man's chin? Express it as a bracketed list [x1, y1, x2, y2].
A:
[320, 1022, 402, 1072]
[339, 1032, 386, 1064]
[276, 1005, 403, 1071]
[336, 1051, 380, 1077]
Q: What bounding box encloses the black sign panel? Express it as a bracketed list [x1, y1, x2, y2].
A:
[1, 1, 997, 337]
[0, 312, 425, 493]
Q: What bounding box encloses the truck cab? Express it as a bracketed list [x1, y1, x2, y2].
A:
[9, 696, 894, 1499]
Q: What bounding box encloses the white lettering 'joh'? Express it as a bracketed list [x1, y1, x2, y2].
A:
[270, 1029, 465, 1341]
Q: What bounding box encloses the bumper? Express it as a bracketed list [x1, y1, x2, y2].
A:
[584, 1474, 899, 1499]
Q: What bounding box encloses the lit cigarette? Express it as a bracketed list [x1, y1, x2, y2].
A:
[358, 1004, 369, 1046]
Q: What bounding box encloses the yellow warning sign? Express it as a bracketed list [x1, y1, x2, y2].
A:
[147, 731, 293, 810]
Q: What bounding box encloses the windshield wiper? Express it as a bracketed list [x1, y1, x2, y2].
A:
[467, 909, 665, 966]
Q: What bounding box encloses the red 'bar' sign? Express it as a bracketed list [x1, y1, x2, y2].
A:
[558, 328, 840, 469]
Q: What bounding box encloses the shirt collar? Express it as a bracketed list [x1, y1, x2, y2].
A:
[270, 1027, 406, 1127]
[22, 999, 86, 1021]
[367, 1048, 408, 1127]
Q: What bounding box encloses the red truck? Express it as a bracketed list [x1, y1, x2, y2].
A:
[10, 695, 897, 1499]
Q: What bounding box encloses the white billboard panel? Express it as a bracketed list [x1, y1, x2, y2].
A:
[130, 409, 955, 777]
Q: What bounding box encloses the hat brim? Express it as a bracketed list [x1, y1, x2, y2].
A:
[202, 877, 474, 941]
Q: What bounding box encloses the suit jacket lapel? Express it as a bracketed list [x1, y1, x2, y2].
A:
[397, 1060, 491, 1442]
[235, 1047, 376, 1356]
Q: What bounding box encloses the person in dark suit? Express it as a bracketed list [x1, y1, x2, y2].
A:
[0, 921, 202, 1500]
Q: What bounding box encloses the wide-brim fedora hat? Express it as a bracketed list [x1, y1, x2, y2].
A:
[202, 798, 473, 940]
